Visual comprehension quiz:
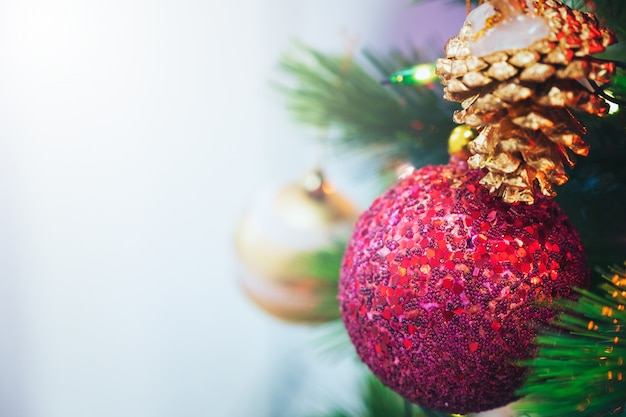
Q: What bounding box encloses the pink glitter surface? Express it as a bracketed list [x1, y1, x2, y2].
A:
[338, 161, 589, 413]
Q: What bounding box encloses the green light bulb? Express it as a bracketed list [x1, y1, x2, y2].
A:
[388, 63, 438, 85]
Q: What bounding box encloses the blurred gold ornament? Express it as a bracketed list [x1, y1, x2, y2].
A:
[436, 0, 617, 203]
[235, 170, 358, 323]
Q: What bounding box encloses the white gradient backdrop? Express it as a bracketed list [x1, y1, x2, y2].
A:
[0, 1, 463, 416]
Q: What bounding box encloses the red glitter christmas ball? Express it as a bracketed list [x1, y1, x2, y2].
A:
[338, 160, 589, 414]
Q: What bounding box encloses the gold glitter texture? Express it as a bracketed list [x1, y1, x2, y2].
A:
[436, 0, 617, 203]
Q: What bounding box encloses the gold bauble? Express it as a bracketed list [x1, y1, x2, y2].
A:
[235, 170, 358, 323]
[448, 125, 477, 157]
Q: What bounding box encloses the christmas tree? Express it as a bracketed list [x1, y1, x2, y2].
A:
[236, 0, 626, 415]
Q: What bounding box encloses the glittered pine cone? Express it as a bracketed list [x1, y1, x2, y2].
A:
[436, 0, 617, 203]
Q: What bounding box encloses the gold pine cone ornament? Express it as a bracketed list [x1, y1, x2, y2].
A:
[436, 0, 617, 203]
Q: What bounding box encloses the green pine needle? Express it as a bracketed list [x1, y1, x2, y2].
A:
[310, 320, 354, 360]
[517, 264, 626, 417]
[310, 371, 455, 417]
[294, 241, 347, 283]
[284, 242, 347, 320]
[275, 43, 454, 169]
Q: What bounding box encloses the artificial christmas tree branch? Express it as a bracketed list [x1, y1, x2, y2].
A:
[276, 44, 455, 169]
[309, 372, 454, 417]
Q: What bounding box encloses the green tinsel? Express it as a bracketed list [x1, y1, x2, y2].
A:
[518, 265, 626, 416]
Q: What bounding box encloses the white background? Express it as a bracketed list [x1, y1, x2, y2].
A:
[0, 1, 463, 416]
